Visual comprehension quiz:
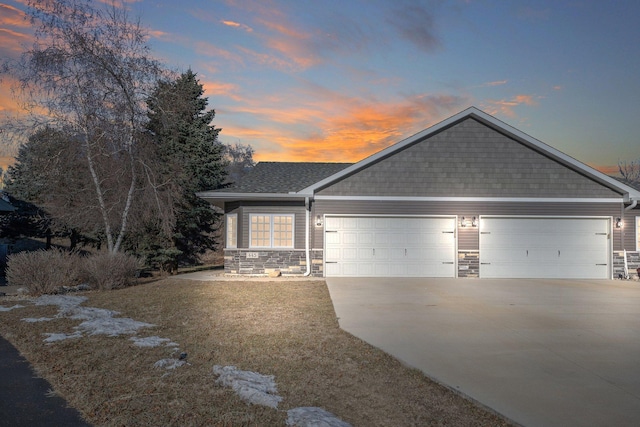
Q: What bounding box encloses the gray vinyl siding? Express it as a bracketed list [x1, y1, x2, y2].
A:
[231, 201, 306, 249]
[317, 118, 621, 199]
[622, 208, 640, 251]
[312, 200, 622, 251]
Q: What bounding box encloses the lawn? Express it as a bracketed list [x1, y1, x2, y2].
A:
[0, 278, 512, 426]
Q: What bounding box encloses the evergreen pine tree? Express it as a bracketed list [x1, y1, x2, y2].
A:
[138, 70, 226, 270]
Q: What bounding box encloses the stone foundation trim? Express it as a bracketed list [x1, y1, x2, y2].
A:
[224, 249, 324, 277]
[458, 250, 479, 278]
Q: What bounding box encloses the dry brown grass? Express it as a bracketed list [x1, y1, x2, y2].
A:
[0, 279, 512, 426]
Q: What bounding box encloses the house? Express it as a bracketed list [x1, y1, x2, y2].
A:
[198, 107, 640, 279]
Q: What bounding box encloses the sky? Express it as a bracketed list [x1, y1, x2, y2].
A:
[0, 0, 639, 174]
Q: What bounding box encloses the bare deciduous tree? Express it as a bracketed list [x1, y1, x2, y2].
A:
[3, 0, 164, 253]
[223, 142, 255, 185]
[618, 159, 640, 189]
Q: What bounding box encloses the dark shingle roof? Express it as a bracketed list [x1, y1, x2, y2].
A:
[219, 162, 353, 193]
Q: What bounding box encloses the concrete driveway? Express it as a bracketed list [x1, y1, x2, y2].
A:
[326, 277, 640, 427]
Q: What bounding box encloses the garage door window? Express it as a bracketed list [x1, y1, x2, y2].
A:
[250, 214, 294, 248]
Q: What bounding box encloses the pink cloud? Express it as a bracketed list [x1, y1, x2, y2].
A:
[221, 20, 253, 32]
[483, 94, 539, 118]
[0, 3, 28, 27]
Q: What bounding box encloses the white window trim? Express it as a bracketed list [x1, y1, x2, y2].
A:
[226, 213, 238, 249]
[249, 214, 295, 249]
[636, 216, 640, 252]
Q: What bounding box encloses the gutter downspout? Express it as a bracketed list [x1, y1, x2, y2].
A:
[304, 197, 311, 276]
[624, 199, 638, 211]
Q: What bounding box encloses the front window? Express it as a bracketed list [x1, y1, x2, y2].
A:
[250, 214, 294, 248]
[226, 214, 237, 248]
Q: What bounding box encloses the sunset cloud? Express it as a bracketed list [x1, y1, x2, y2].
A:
[0, 3, 28, 27]
[221, 20, 253, 32]
[483, 94, 539, 118]
[0, 28, 30, 54]
[482, 80, 508, 87]
[218, 83, 468, 162]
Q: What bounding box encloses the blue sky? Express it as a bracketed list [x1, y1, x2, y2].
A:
[1, 0, 639, 173]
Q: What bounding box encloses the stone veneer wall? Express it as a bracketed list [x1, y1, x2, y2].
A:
[458, 251, 479, 278]
[224, 249, 324, 277]
[614, 250, 640, 280]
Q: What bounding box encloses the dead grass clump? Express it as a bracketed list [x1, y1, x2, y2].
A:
[82, 252, 141, 290]
[6, 249, 83, 295]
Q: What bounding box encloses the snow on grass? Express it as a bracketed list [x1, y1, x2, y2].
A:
[23, 317, 55, 322]
[130, 336, 179, 348]
[286, 407, 352, 427]
[44, 332, 83, 343]
[27, 295, 155, 341]
[7, 294, 353, 425]
[213, 365, 283, 409]
[0, 304, 25, 312]
[154, 358, 189, 370]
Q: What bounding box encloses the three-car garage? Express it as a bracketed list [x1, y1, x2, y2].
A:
[323, 215, 612, 279]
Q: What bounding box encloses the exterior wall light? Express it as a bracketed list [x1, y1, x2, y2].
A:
[615, 217, 622, 228]
[471, 216, 477, 227]
[316, 215, 323, 227]
[460, 216, 466, 227]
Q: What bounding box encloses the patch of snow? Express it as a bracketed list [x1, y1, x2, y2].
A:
[286, 407, 352, 427]
[212, 365, 283, 409]
[28, 294, 154, 341]
[0, 304, 24, 312]
[77, 317, 154, 337]
[23, 317, 55, 323]
[154, 358, 188, 370]
[34, 295, 88, 311]
[43, 331, 83, 343]
[131, 336, 178, 348]
[69, 306, 119, 321]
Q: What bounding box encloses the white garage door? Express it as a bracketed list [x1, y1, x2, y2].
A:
[324, 216, 456, 277]
[480, 217, 610, 279]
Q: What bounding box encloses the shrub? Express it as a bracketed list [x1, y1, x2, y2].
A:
[83, 252, 141, 291]
[6, 249, 83, 295]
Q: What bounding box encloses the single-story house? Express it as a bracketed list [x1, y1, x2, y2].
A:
[199, 107, 640, 279]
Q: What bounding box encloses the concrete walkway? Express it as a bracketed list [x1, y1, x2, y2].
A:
[326, 277, 640, 427]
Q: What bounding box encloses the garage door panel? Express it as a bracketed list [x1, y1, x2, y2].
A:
[325, 216, 456, 277]
[480, 217, 610, 279]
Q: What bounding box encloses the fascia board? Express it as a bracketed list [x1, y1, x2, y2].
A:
[314, 195, 623, 203]
[196, 191, 311, 201]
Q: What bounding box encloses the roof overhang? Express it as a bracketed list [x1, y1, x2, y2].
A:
[196, 191, 311, 209]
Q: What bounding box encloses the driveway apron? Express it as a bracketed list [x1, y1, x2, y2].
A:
[326, 277, 640, 427]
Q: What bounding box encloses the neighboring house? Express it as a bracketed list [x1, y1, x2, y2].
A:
[198, 107, 640, 279]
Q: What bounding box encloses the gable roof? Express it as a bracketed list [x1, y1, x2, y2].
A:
[298, 107, 640, 201]
[198, 107, 640, 204]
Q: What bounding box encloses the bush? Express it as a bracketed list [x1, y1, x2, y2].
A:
[82, 252, 141, 291]
[6, 249, 83, 295]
